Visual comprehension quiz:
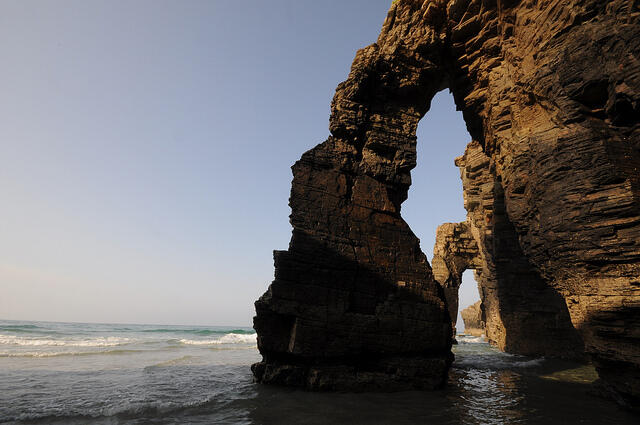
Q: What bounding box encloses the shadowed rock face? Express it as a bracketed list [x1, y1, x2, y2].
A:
[252, 5, 454, 388]
[253, 0, 640, 407]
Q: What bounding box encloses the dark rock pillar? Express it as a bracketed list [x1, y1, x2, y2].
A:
[252, 1, 454, 391]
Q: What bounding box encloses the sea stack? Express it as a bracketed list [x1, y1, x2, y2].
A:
[461, 301, 484, 337]
[253, 0, 640, 409]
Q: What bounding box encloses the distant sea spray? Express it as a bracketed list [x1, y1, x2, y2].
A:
[0, 320, 256, 358]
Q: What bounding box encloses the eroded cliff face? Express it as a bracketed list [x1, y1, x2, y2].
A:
[445, 0, 640, 407]
[455, 142, 585, 358]
[254, 0, 640, 407]
[431, 149, 584, 359]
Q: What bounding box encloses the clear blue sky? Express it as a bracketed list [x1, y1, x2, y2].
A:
[0, 0, 478, 328]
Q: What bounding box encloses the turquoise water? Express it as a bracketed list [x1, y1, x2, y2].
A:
[0, 320, 636, 424]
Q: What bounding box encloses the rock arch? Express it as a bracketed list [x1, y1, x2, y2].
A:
[431, 220, 482, 337]
[253, 0, 640, 408]
[433, 142, 584, 358]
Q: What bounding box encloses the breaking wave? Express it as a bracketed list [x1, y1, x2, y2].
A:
[140, 328, 255, 335]
[457, 335, 485, 344]
[0, 334, 132, 347]
[4, 394, 227, 424]
[454, 352, 546, 370]
[0, 349, 144, 358]
[179, 333, 257, 345]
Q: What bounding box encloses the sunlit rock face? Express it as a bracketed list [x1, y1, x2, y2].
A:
[461, 301, 484, 336]
[431, 221, 481, 337]
[253, 0, 640, 406]
[432, 165, 583, 361]
[454, 142, 585, 360]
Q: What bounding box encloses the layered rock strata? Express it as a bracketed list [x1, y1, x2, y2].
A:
[254, 0, 640, 406]
[461, 301, 485, 336]
[431, 221, 481, 335]
[455, 142, 585, 359]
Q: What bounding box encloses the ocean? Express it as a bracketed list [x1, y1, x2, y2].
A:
[0, 320, 636, 424]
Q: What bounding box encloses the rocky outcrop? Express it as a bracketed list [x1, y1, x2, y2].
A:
[254, 0, 640, 407]
[461, 301, 484, 336]
[432, 221, 481, 335]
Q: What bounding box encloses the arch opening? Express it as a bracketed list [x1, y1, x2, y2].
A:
[401, 89, 484, 341]
[403, 88, 585, 359]
[457, 270, 481, 335]
[428, 134, 585, 359]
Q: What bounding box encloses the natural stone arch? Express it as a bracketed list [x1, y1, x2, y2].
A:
[253, 0, 640, 408]
[253, 2, 455, 391]
[252, 17, 453, 392]
[433, 142, 584, 358]
[431, 221, 482, 336]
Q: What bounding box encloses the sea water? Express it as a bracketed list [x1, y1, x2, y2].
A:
[0, 320, 636, 424]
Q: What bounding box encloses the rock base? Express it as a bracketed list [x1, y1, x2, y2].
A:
[252, 355, 452, 391]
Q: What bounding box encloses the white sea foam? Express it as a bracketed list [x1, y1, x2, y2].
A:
[144, 355, 197, 369]
[0, 349, 140, 358]
[9, 395, 221, 423]
[0, 334, 132, 347]
[454, 352, 546, 370]
[457, 335, 485, 344]
[179, 333, 257, 345]
[510, 358, 545, 368]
